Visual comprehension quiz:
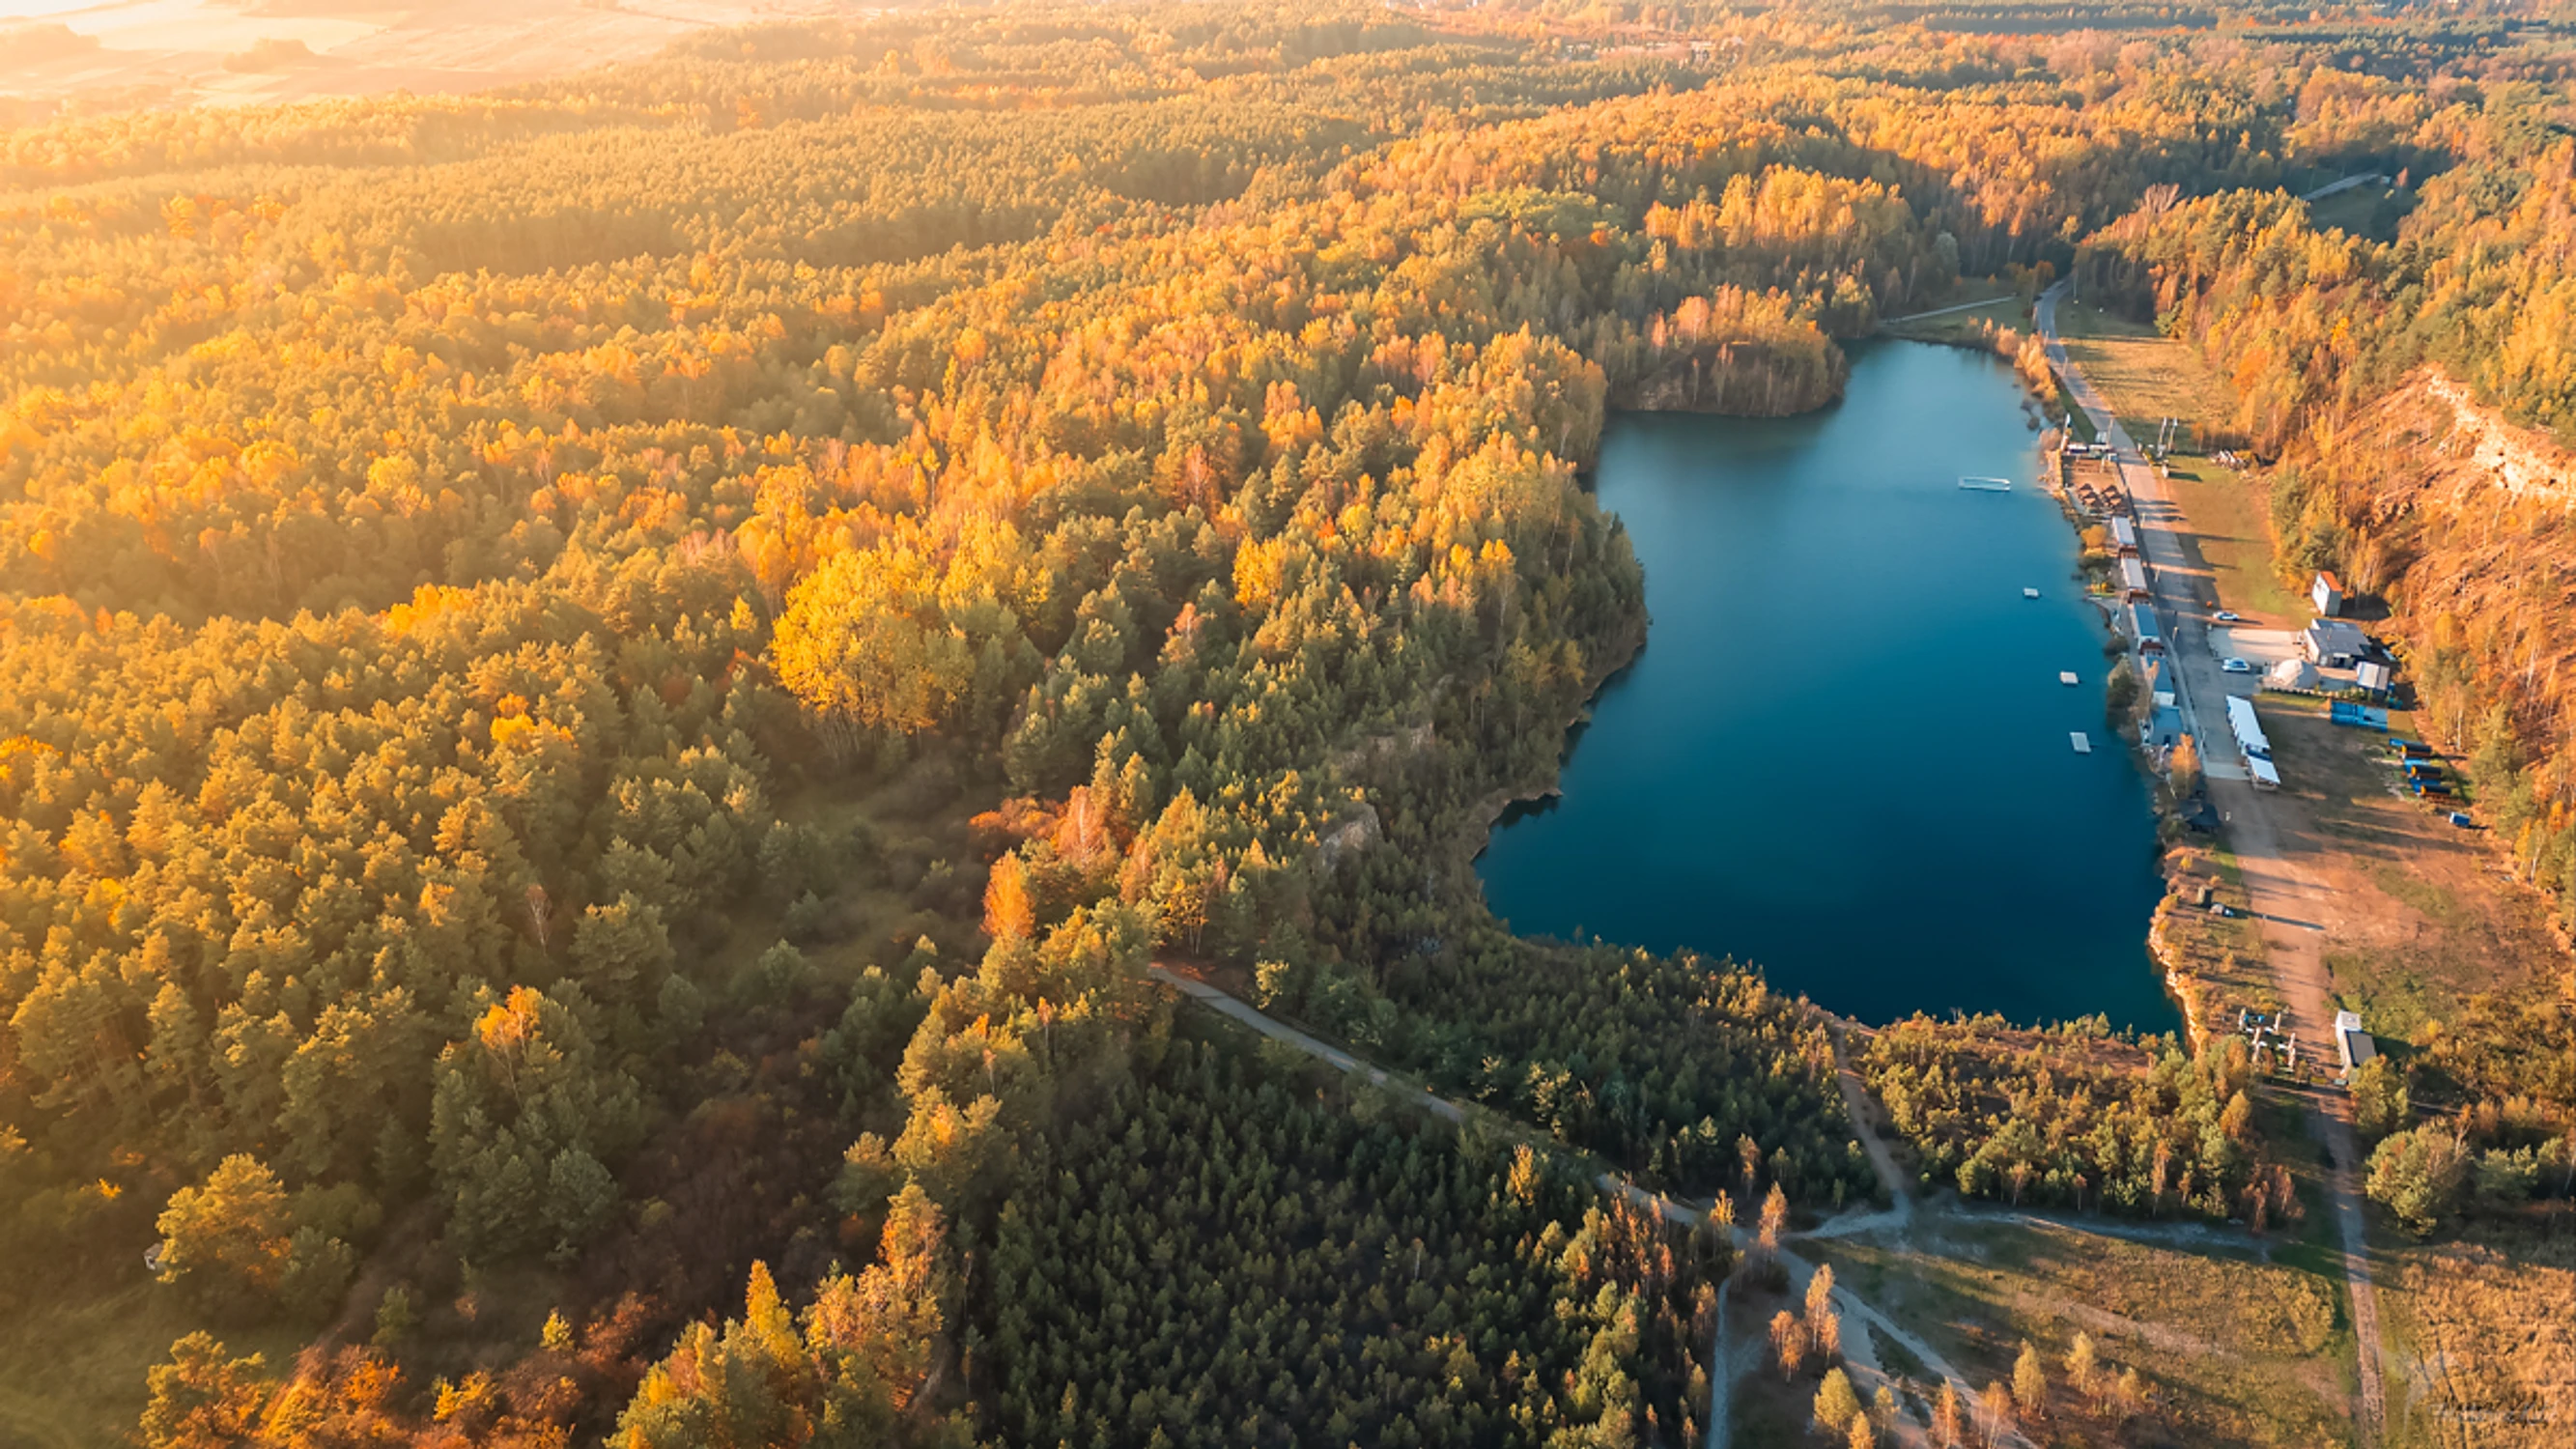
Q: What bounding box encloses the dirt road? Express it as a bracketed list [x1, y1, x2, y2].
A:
[2035, 282, 2389, 1444]
[1151, 966, 2040, 1449]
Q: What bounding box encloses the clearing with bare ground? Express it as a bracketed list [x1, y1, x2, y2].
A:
[2254, 701, 2563, 1051]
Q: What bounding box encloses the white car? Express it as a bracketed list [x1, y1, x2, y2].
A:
[2214, 610, 2241, 623]
[2221, 657, 2252, 674]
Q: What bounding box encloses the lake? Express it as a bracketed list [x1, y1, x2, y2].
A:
[1479, 341, 2177, 1032]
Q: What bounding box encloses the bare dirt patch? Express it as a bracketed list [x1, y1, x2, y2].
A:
[2253, 702, 2562, 1051]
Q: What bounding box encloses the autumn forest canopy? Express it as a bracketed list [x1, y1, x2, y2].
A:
[0, 0, 2572, 1444]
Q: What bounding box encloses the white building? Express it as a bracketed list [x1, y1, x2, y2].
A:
[2267, 657, 2320, 691]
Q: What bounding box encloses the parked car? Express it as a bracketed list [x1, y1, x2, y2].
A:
[2221, 657, 2252, 674]
[2215, 610, 2241, 623]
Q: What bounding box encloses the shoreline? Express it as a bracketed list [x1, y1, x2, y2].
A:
[1461, 337, 2182, 1036]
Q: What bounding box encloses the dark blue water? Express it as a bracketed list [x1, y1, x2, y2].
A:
[1480, 342, 2175, 1031]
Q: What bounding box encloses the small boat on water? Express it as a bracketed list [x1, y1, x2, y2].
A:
[1959, 476, 2013, 493]
[2024, 587, 2041, 599]
[2059, 671, 2080, 686]
[2070, 732, 2092, 753]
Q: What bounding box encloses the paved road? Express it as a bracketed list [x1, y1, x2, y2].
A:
[2034, 283, 2388, 1445]
[1826, 1019, 1914, 1234]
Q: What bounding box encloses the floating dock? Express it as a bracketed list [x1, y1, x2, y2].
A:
[2059, 671, 2080, 686]
[2070, 732, 2092, 753]
[1959, 476, 2013, 493]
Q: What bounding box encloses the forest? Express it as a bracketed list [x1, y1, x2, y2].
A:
[2, 0, 2573, 1442]
[1859, 1014, 2298, 1221]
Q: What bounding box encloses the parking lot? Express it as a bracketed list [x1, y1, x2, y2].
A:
[2210, 625, 2302, 669]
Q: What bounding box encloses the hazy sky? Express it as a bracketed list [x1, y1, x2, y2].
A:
[3, 0, 112, 18]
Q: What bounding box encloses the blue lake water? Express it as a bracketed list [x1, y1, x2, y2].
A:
[1479, 341, 2177, 1032]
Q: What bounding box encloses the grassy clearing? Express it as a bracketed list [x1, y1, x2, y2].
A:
[1881, 277, 2036, 352]
[1811, 1215, 2355, 1449]
[2306, 184, 2413, 242]
[1900, 275, 2026, 317]
[0, 1279, 304, 1449]
[2162, 459, 2306, 624]
[2378, 1224, 2576, 1449]
[2158, 842, 2282, 1040]
[1884, 310, 2017, 349]
[2055, 299, 2236, 446]
[1726, 1277, 1826, 1444]
[764, 742, 993, 979]
[2053, 301, 2301, 621]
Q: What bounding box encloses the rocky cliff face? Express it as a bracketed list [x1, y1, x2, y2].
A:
[2318, 368, 2576, 766]
[2408, 372, 2576, 508]
[2329, 367, 2576, 580]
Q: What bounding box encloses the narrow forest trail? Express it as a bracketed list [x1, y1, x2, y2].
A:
[1825, 1020, 1914, 1236]
[2035, 281, 2389, 1445]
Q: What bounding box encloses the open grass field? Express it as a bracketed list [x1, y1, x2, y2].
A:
[2054, 299, 2238, 447]
[765, 741, 993, 976]
[0, 1280, 304, 1449]
[1810, 1212, 2357, 1449]
[2306, 184, 2415, 243]
[2376, 1225, 2575, 1449]
[1724, 1279, 1826, 1445]
[1882, 278, 2034, 348]
[2161, 460, 2307, 624]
